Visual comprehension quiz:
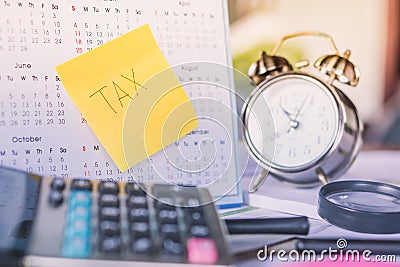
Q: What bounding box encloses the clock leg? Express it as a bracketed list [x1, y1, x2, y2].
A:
[316, 168, 328, 184]
[248, 169, 270, 193]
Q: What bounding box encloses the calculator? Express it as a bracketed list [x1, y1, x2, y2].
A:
[0, 167, 233, 267]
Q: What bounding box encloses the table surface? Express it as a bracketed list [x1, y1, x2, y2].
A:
[233, 148, 400, 266]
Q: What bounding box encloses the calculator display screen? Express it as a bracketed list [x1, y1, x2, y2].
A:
[0, 168, 40, 257]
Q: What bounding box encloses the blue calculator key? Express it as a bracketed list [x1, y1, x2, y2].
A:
[69, 191, 92, 208]
[62, 186, 92, 259]
[66, 218, 91, 236]
[68, 206, 91, 221]
[62, 234, 91, 258]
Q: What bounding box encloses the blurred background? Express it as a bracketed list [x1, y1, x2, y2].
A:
[228, 0, 400, 147]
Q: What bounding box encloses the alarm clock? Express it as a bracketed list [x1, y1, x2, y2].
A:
[242, 32, 363, 192]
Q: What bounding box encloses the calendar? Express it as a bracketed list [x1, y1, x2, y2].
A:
[0, 0, 243, 206]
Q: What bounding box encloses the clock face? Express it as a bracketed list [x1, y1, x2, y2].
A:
[246, 75, 340, 169]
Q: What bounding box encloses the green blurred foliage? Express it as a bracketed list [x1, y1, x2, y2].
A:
[232, 42, 304, 78]
[232, 42, 305, 103]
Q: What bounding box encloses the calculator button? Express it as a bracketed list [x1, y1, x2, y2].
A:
[158, 209, 178, 223]
[128, 208, 149, 222]
[48, 190, 63, 207]
[162, 239, 183, 255]
[99, 207, 120, 221]
[99, 221, 120, 236]
[67, 218, 91, 236]
[62, 234, 91, 258]
[100, 236, 121, 253]
[187, 237, 218, 264]
[71, 179, 92, 191]
[69, 205, 91, 221]
[127, 195, 147, 208]
[160, 223, 180, 240]
[131, 237, 152, 254]
[186, 209, 205, 225]
[125, 183, 146, 196]
[129, 222, 150, 237]
[69, 191, 92, 208]
[99, 194, 120, 207]
[50, 177, 65, 191]
[98, 181, 119, 195]
[190, 225, 210, 237]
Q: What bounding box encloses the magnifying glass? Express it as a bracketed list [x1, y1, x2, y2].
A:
[318, 180, 400, 234]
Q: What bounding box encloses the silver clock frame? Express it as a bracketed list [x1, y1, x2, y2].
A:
[242, 71, 363, 187]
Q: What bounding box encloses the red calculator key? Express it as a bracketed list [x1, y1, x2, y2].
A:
[187, 237, 218, 264]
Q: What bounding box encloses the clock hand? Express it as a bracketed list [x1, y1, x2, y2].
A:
[286, 91, 311, 133]
[279, 103, 294, 121]
[286, 120, 300, 133]
[279, 103, 299, 134]
[293, 91, 311, 121]
[268, 127, 289, 139]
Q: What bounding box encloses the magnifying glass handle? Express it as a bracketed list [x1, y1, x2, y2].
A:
[248, 169, 269, 193]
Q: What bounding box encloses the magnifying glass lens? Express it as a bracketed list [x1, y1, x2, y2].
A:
[326, 191, 400, 213]
[318, 180, 400, 234]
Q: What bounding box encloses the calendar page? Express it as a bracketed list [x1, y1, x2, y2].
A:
[0, 0, 243, 206]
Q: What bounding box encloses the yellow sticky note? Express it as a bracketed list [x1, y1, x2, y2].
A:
[56, 24, 198, 172]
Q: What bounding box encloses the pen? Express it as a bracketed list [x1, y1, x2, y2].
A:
[296, 238, 400, 254]
[224, 216, 309, 235]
